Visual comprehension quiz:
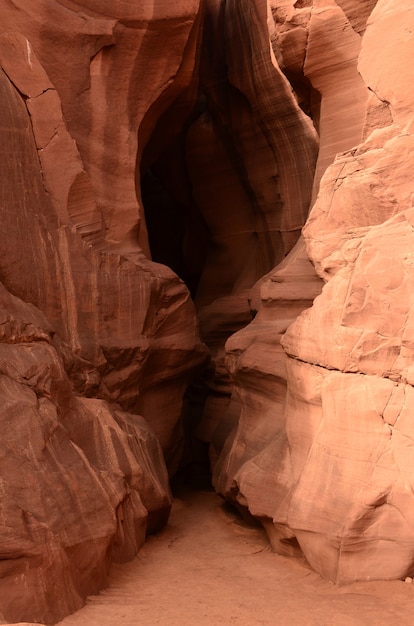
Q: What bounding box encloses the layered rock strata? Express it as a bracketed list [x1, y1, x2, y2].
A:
[0, 1, 206, 622]
[0, 283, 172, 623]
[187, 0, 319, 449]
[2, 0, 414, 620]
[214, 0, 414, 585]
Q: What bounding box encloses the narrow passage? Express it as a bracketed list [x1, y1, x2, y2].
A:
[57, 488, 414, 626]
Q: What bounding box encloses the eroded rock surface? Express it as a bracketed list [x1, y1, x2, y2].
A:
[1, 0, 414, 621]
[0, 1, 206, 622]
[0, 283, 172, 623]
[213, 0, 414, 585]
[186, 0, 319, 461]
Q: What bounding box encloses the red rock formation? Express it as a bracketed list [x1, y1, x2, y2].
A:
[214, 0, 414, 586]
[0, 1, 207, 622]
[185, 0, 318, 454]
[0, 4, 207, 464]
[0, 282, 172, 623]
[282, 210, 414, 582]
[270, 0, 370, 196]
[212, 0, 368, 505]
[2, 0, 414, 620]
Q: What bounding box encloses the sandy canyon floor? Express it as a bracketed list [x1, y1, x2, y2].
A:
[56, 487, 414, 626]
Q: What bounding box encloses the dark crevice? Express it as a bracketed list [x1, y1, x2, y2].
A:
[294, 0, 312, 7]
[283, 70, 322, 133]
[138, 0, 319, 491]
[139, 94, 215, 487]
[140, 161, 209, 299]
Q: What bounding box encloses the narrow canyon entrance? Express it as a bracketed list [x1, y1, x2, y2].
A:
[134, 0, 323, 500]
[3, 1, 414, 623]
[137, 86, 284, 489]
[136, 57, 314, 492]
[56, 1, 414, 623]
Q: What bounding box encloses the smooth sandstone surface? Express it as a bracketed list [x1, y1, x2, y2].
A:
[0, 0, 206, 623]
[1, 0, 414, 623]
[214, 0, 414, 588]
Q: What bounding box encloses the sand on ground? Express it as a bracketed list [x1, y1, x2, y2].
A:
[57, 488, 414, 626]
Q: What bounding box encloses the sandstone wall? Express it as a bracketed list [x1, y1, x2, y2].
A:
[1, 0, 414, 621]
[187, 0, 319, 453]
[0, 1, 207, 622]
[213, 0, 414, 584]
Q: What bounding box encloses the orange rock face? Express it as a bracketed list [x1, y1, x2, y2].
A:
[0, 1, 206, 622]
[1, 0, 414, 621]
[213, 0, 414, 586]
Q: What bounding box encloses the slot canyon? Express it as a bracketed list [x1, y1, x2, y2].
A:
[1, 0, 414, 623]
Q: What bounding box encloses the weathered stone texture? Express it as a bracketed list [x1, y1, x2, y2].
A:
[188, 0, 318, 459]
[2, 0, 414, 621]
[214, 0, 414, 585]
[0, 284, 172, 623]
[0, 0, 206, 622]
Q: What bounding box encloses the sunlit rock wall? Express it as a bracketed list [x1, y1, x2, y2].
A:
[214, 0, 414, 584]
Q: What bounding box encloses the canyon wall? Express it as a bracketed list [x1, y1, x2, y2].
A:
[0, 1, 206, 623]
[213, 0, 414, 586]
[0, 0, 413, 622]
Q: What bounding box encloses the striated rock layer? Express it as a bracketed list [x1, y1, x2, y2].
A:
[213, 0, 414, 586]
[0, 1, 207, 623]
[0, 2, 207, 464]
[187, 0, 318, 459]
[2, 0, 414, 620]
